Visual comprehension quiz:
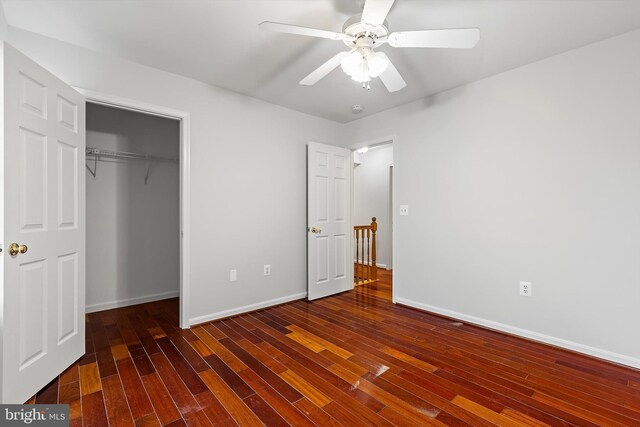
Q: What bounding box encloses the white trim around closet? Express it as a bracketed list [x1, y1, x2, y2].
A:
[74, 88, 192, 329]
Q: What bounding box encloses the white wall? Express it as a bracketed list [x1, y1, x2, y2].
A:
[343, 29, 640, 368]
[353, 146, 393, 269]
[0, 3, 7, 42]
[86, 104, 179, 311]
[6, 27, 342, 325]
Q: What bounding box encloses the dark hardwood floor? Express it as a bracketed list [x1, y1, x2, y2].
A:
[28, 269, 640, 426]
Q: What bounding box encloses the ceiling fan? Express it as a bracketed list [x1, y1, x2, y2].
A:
[259, 0, 479, 92]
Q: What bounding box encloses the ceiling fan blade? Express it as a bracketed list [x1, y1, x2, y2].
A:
[300, 52, 351, 86]
[377, 53, 406, 92]
[361, 0, 396, 27]
[259, 21, 346, 41]
[388, 28, 480, 48]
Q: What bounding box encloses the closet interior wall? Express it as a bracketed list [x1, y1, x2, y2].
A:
[86, 103, 180, 312]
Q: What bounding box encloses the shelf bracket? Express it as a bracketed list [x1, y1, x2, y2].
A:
[86, 155, 97, 178]
[144, 157, 151, 184]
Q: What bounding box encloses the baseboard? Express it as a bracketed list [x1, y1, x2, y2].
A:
[189, 292, 307, 326]
[86, 290, 180, 313]
[395, 297, 640, 370]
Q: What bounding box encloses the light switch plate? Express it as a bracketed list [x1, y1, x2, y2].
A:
[399, 205, 409, 216]
[230, 269, 237, 282]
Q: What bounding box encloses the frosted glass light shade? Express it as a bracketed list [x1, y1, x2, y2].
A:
[340, 50, 389, 83]
[341, 51, 363, 76]
[367, 52, 388, 77]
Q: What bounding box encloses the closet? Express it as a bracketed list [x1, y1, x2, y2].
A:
[85, 103, 180, 313]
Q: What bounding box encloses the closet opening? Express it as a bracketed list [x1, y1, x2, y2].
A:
[85, 100, 186, 327]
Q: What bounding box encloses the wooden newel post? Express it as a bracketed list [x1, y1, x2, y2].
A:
[370, 217, 377, 281]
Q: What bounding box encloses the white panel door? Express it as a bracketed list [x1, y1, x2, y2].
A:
[307, 142, 352, 300]
[2, 43, 85, 403]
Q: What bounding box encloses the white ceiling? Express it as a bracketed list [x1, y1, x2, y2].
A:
[3, 0, 640, 123]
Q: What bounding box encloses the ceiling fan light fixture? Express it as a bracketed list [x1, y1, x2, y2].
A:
[340, 50, 388, 83]
[351, 59, 372, 83]
[261, 0, 480, 93]
[367, 51, 388, 77]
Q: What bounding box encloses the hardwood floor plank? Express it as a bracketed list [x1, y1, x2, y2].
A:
[194, 391, 239, 427]
[452, 395, 529, 427]
[238, 368, 316, 427]
[58, 381, 82, 421]
[190, 339, 214, 357]
[533, 391, 630, 427]
[286, 324, 353, 358]
[34, 377, 58, 404]
[59, 362, 80, 385]
[502, 409, 552, 427]
[218, 337, 303, 403]
[129, 314, 161, 355]
[111, 343, 131, 361]
[169, 335, 211, 372]
[96, 348, 119, 378]
[203, 353, 254, 399]
[198, 369, 263, 427]
[157, 337, 208, 395]
[191, 326, 248, 372]
[101, 374, 136, 427]
[79, 362, 102, 396]
[242, 393, 289, 427]
[130, 347, 157, 376]
[141, 373, 182, 425]
[134, 413, 161, 427]
[294, 398, 343, 427]
[182, 409, 213, 427]
[149, 352, 202, 415]
[273, 352, 390, 425]
[117, 358, 155, 421]
[279, 369, 331, 407]
[82, 391, 109, 427]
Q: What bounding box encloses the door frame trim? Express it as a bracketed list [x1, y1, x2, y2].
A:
[349, 135, 397, 303]
[75, 88, 192, 329]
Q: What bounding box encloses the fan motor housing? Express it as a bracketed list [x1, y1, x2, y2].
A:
[342, 14, 389, 48]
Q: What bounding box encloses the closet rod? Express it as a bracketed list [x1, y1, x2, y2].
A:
[85, 147, 177, 184]
[85, 147, 177, 163]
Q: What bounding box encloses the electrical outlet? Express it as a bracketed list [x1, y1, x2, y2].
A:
[399, 205, 409, 216]
[519, 281, 532, 297]
[230, 269, 237, 282]
[264, 264, 271, 276]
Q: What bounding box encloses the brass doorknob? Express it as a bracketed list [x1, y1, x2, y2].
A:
[8, 243, 28, 256]
[310, 227, 322, 234]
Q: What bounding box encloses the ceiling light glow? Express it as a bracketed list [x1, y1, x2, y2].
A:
[340, 51, 388, 83]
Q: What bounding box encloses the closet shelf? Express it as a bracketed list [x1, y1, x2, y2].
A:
[85, 147, 178, 184]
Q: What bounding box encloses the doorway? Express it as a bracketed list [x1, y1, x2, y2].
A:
[79, 90, 191, 328]
[352, 142, 394, 297]
[85, 102, 179, 314]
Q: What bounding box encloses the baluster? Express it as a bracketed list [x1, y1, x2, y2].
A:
[366, 228, 371, 281]
[354, 228, 359, 284]
[371, 217, 377, 281]
[360, 228, 364, 283]
[357, 228, 362, 284]
[358, 229, 362, 283]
